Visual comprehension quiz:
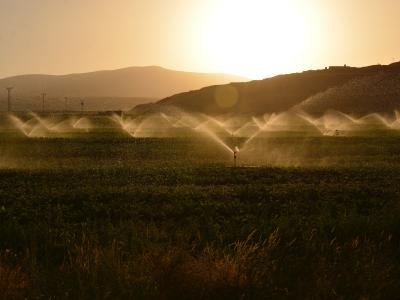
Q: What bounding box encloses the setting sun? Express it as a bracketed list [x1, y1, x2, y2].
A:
[202, 0, 312, 78]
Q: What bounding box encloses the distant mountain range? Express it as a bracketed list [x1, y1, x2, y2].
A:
[0, 66, 247, 111]
[133, 62, 400, 116]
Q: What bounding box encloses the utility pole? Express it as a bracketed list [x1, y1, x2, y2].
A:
[41, 93, 46, 113]
[64, 97, 68, 112]
[6, 87, 13, 112]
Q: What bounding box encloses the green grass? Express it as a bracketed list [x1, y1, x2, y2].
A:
[0, 133, 399, 299]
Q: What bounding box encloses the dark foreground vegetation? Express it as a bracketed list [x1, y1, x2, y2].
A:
[0, 134, 399, 299]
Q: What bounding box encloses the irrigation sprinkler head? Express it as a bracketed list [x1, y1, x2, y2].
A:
[233, 146, 239, 167]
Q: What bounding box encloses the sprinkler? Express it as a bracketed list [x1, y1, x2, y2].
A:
[233, 146, 239, 167]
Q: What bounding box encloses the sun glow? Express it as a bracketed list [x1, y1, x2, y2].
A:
[202, 0, 312, 79]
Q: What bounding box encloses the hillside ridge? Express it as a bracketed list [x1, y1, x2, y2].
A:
[133, 62, 400, 115]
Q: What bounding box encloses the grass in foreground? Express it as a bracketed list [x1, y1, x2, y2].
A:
[0, 135, 399, 299]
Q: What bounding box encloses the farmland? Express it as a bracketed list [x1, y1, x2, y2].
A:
[0, 130, 399, 299]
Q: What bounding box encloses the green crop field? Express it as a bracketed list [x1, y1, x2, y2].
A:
[0, 132, 400, 299]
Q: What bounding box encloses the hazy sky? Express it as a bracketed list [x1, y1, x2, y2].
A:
[1, 0, 399, 79]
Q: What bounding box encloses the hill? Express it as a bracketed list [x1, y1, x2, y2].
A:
[294, 68, 400, 115]
[133, 63, 400, 115]
[0, 66, 246, 111]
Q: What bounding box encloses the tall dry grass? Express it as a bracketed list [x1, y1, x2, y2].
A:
[0, 230, 399, 299]
[0, 250, 28, 299]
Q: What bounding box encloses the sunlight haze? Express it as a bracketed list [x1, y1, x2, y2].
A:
[1, 0, 399, 79]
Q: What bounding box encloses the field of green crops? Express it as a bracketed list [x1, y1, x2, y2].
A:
[0, 133, 399, 299]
